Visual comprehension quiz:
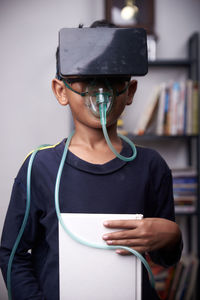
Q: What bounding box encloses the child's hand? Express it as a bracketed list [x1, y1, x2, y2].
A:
[102, 218, 181, 255]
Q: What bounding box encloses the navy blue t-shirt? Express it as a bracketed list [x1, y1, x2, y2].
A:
[0, 138, 182, 299]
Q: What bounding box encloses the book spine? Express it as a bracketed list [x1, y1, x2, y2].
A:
[186, 79, 193, 135]
[135, 86, 160, 135]
[192, 81, 199, 134]
[177, 81, 186, 135]
[163, 86, 170, 134]
[156, 83, 166, 135]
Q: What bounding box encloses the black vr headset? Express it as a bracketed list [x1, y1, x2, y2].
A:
[58, 27, 148, 79]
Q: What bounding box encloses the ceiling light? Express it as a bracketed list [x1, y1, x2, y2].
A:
[121, 0, 139, 20]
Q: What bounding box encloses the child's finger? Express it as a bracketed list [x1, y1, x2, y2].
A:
[115, 247, 144, 255]
[106, 238, 142, 247]
[102, 229, 140, 241]
[103, 219, 141, 229]
[116, 249, 132, 255]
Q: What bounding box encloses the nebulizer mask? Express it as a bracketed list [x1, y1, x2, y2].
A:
[63, 77, 116, 117]
[63, 76, 137, 161]
[7, 27, 155, 300]
[84, 78, 115, 118]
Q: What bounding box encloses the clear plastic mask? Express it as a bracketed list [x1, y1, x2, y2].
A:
[63, 77, 129, 118]
[84, 85, 114, 118]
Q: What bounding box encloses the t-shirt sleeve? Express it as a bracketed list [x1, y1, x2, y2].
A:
[0, 160, 45, 300]
[147, 153, 183, 267]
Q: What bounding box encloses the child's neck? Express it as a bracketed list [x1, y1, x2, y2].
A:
[68, 124, 122, 164]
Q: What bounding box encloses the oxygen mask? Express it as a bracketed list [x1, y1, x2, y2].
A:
[63, 77, 137, 162]
[84, 84, 114, 119]
[63, 77, 126, 119]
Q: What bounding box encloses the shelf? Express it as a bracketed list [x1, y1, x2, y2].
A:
[148, 59, 196, 67]
[145, 33, 200, 299]
[127, 133, 198, 141]
[175, 211, 198, 216]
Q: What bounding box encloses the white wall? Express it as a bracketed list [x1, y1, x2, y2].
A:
[156, 0, 200, 59]
[0, 1, 104, 298]
[0, 0, 200, 299]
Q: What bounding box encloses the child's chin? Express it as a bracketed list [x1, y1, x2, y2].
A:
[88, 118, 102, 128]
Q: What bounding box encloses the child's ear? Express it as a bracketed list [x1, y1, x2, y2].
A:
[126, 80, 137, 105]
[52, 78, 69, 106]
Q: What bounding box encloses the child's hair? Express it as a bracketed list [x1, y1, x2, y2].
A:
[55, 20, 117, 79]
[90, 19, 116, 28]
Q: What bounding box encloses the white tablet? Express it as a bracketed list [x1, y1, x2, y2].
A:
[59, 213, 143, 300]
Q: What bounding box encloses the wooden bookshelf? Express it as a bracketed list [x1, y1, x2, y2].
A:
[128, 133, 198, 141]
[148, 59, 193, 67]
[129, 32, 200, 299]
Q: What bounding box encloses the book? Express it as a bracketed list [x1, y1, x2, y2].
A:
[135, 80, 198, 136]
[168, 260, 184, 300]
[163, 86, 171, 135]
[156, 83, 166, 135]
[186, 80, 193, 135]
[175, 205, 196, 213]
[173, 177, 197, 184]
[191, 81, 199, 134]
[175, 255, 199, 300]
[135, 85, 161, 135]
[172, 168, 197, 213]
[146, 256, 175, 300]
[172, 168, 197, 178]
[170, 82, 180, 135]
[174, 195, 197, 205]
[184, 255, 199, 300]
[175, 255, 191, 300]
[177, 81, 186, 135]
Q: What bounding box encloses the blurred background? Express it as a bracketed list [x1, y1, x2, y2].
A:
[0, 0, 200, 299]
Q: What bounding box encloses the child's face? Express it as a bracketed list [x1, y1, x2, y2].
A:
[52, 77, 137, 129]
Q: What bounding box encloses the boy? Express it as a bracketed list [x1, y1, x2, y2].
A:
[0, 20, 182, 300]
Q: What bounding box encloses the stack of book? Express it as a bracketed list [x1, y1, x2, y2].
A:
[167, 255, 199, 300]
[148, 254, 199, 300]
[172, 168, 197, 213]
[152, 264, 175, 300]
[135, 80, 199, 136]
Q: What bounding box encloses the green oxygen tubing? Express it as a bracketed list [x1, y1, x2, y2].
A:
[7, 134, 155, 300]
[6, 144, 51, 300]
[55, 131, 155, 289]
[97, 94, 137, 162]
